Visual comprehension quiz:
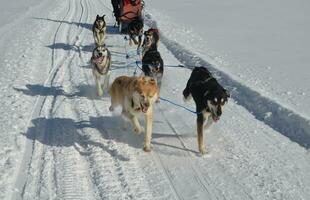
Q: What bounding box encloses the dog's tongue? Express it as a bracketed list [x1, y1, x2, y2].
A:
[212, 115, 220, 122]
[142, 107, 148, 113]
[92, 56, 104, 64]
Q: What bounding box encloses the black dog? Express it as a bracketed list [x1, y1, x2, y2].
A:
[142, 28, 159, 58]
[142, 50, 164, 101]
[183, 67, 230, 154]
[127, 17, 143, 47]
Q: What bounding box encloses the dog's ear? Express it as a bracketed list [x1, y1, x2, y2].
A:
[224, 89, 230, 98]
[96, 14, 99, 19]
[102, 15, 106, 18]
[144, 31, 147, 35]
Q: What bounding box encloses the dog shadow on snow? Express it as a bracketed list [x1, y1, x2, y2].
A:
[84, 116, 198, 155]
[34, 17, 120, 34]
[47, 43, 94, 53]
[22, 115, 195, 160]
[22, 117, 131, 161]
[13, 84, 108, 100]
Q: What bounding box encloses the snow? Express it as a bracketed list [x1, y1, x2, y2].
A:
[146, 0, 310, 118]
[0, 0, 309, 199]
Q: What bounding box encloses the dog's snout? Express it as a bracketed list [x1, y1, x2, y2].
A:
[217, 106, 222, 116]
[98, 52, 102, 56]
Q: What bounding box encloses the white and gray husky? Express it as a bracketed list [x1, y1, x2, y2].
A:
[92, 15, 106, 46]
[91, 45, 111, 96]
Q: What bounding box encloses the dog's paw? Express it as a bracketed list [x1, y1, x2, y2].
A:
[199, 148, 207, 155]
[97, 90, 103, 97]
[133, 126, 144, 134]
[143, 146, 151, 152]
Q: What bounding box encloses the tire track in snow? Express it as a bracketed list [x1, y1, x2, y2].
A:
[144, 14, 310, 149]
[13, 0, 94, 199]
[154, 105, 226, 200]
[155, 102, 254, 200]
[76, 45, 155, 200]
[12, 1, 73, 199]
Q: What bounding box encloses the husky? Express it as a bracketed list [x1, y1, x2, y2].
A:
[109, 76, 159, 152]
[142, 28, 159, 58]
[127, 17, 143, 47]
[141, 50, 164, 101]
[92, 15, 106, 46]
[91, 45, 111, 96]
[183, 67, 230, 154]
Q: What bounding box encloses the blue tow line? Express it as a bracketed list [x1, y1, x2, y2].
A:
[122, 37, 199, 115]
[159, 97, 201, 115]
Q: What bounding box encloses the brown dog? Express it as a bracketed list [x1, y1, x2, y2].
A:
[109, 76, 159, 152]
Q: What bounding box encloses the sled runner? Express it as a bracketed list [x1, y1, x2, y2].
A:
[113, 0, 143, 33]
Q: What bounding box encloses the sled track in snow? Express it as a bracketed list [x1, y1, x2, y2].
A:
[144, 15, 310, 149]
[12, 0, 92, 199]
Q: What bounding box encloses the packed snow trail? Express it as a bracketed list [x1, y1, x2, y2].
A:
[1, 0, 308, 200]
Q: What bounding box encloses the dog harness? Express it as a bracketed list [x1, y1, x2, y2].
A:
[95, 23, 106, 33]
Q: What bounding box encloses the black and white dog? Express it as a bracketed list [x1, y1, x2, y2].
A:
[142, 28, 159, 58]
[127, 17, 143, 47]
[91, 45, 111, 96]
[142, 50, 164, 101]
[92, 15, 106, 46]
[183, 67, 230, 154]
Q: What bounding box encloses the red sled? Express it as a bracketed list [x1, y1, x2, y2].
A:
[119, 0, 143, 33]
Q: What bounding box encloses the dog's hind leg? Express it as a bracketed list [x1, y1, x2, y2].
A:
[197, 113, 206, 154]
[143, 106, 153, 152]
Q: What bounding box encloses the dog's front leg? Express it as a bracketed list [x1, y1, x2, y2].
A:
[143, 106, 153, 152]
[131, 35, 138, 45]
[94, 74, 103, 96]
[102, 72, 110, 91]
[131, 115, 143, 134]
[204, 115, 213, 130]
[197, 113, 206, 154]
[137, 35, 142, 47]
[128, 34, 134, 46]
[122, 110, 143, 134]
[93, 32, 99, 46]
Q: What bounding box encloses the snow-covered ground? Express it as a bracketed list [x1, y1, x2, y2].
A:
[0, 0, 309, 200]
[147, 0, 310, 118]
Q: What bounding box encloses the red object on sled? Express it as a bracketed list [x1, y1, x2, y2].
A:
[119, 0, 143, 33]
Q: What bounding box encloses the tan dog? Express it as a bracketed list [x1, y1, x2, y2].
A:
[109, 76, 159, 152]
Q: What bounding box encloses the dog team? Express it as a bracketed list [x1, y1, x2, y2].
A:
[91, 14, 230, 154]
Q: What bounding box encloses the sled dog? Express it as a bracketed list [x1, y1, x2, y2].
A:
[109, 76, 159, 152]
[127, 17, 143, 47]
[142, 28, 159, 58]
[92, 15, 106, 46]
[183, 67, 230, 154]
[91, 45, 111, 96]
[141, 50, 164, 101]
